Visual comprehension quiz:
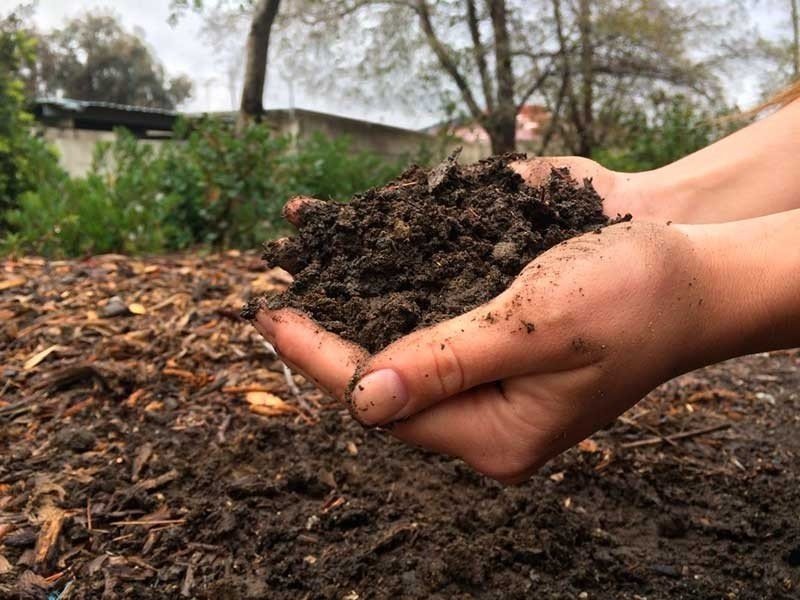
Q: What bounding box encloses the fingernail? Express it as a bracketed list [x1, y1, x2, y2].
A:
[352, 369, 408, 425]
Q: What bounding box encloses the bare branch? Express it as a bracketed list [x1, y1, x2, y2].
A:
[466, 0, 494, 111]
[511, 49, 563, 61]
[283, 0, 414, 26]
[515, 61, 556, 110]
[415, 0, 484, 120]
[537, 74, 568, 154]
[551, 0, 582, 139]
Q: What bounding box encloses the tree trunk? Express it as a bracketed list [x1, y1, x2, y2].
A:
[487, 0, 517, 153]
[237, 0, 281, 132]
[576, 0, 594, 157]
[487, 120, 517, 154]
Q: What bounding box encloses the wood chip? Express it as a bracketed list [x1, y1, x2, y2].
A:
[131, 443, 153, 482]
[246, 391, 297, 416]
[128, 303, 147, 315]
[0, 553, 11, 575]
[0, 276, 26, 291]
[34, 504, 65, 566]
[138, 468, 179, 491]
[24, 345, 66, 370]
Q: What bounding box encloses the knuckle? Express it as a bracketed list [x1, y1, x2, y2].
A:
[425, 338, 466, 397]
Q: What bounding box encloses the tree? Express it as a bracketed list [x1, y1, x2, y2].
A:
[753, 0, 800, 95]
[542, 0, 730, 156]
[30, 13, 192, 109]
[278, 0, 737, 155]
[0, 9, 64, 223]
[171, 0, 282, 128]
[238, 0, 282, 129]
[282, 0, 558, 154]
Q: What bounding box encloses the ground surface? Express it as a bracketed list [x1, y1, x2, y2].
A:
[1, 252, 799, 600]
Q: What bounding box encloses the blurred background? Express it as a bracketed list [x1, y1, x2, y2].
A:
[0, 0, 797, 257]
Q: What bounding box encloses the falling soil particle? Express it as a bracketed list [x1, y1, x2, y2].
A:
[253, 151, 629, 353]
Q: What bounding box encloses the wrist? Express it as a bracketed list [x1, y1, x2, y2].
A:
[620, 160, 732, 225]
[623, 102, 800, 224]
[678, 211, 800, 367]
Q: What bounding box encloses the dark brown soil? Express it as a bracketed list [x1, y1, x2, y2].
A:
[1, 254, 799, 599]
[258, 152, 627, 352]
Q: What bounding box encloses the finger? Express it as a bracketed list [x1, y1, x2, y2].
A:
[283, 195, 343, 230]
[510, 157, 616, 198]
[388, 384, 549, 484]
[254, 308, 367, 399]
[282, 195, 327, 228]
[348, 285, 585, 426]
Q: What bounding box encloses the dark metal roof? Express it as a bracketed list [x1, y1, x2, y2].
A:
[32, 97, 178, 135]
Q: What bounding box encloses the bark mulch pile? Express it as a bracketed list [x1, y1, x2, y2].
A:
[1, 252, 799, 599]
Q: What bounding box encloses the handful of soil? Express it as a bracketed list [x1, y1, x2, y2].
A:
[248, 151, 627, 353]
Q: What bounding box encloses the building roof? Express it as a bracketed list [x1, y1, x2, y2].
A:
[32, 97, 179, 137]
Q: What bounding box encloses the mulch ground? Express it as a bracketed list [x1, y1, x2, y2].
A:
[1, 252, 798, 600]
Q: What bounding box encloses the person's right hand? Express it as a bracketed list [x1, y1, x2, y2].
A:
[254, 218, 722, 483]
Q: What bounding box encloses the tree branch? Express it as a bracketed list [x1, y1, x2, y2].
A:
[537, 75, 567, 154]
[592, 59, 700, 87]
[414, 0, 484, 120]
[287, 0, 415, 26]
[466, 0, 494, 111]
[551, 0, 582, 143]
[515, 61, 556, 111]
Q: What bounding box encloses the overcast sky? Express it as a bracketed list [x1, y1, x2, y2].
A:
[9, 0, 433, 127]
[5, 0, 790, 130]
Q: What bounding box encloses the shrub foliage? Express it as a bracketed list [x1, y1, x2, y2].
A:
[2, 119, 410, 257]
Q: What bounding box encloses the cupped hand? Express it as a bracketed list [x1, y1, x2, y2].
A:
[254, 212, 711, 484]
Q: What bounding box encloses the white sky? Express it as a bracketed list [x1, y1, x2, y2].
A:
[10, 0, 433, 127]
[5, 0, 790, 130]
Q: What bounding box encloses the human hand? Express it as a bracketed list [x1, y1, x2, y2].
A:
[509, 156, 656, 223]
[254, 217, 714, 483]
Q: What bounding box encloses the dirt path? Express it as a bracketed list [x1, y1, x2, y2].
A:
[1, 253, 798, 599]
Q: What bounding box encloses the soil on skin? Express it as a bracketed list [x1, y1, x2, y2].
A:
[257, 152, 627, 352]
[1, 253, 799, 599]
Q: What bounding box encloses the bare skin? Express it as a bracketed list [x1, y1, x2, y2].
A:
[515, 98, 800, 224]
[253, 102, 800, 484]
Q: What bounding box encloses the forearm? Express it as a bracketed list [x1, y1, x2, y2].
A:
[628, 100, 800, 224]
[682, 209, 800, 369]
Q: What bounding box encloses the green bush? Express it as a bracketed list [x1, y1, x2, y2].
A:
[0, 14, 65, 221]
[287, 133, 405, 201]
[2, 118, 408, 257]
[4, 136, 182, 256]
[593, 95, 736, 172]
[161, 118, 294, 248]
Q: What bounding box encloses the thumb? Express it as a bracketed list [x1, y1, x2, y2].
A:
[349, 288, 558, 426]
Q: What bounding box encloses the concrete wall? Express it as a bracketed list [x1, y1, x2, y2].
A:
[42, 128, 116, 177]
[260, 109, 490, 163]
[40, 109, 492, 177]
